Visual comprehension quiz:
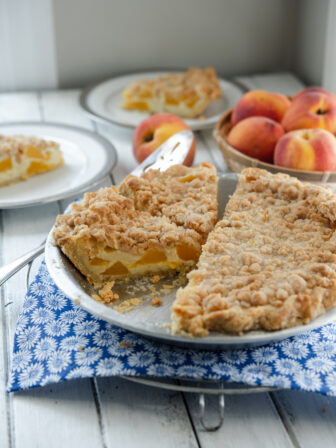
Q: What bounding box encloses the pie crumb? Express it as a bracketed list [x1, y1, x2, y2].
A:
[151, 275, 160, 284]
[120, 341, 133, 348]
[92, 281, 120, 304]
[152, 297, 162, 307]
[114, 298, 143, 313]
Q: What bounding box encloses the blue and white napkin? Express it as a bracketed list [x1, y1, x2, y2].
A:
[8, 261, 336, 395]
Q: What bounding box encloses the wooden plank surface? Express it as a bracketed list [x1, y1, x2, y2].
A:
[0, 92, 104, 448]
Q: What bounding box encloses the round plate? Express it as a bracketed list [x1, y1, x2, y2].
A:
[45, 174, 336, 350]
[79, 71, 246, 131]
[0, 122, 117, 209]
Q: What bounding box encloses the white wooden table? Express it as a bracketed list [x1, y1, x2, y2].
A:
[0, 73, 336, 448]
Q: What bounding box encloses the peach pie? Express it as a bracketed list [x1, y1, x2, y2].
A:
[121, 67, 222, 118]
[53, 163, 218, 286]
[0, 135, 63, 187]
[172, 168, 336, 335]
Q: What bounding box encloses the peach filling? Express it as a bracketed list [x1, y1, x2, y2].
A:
[103, 262, 129, 276]
[179, 174, 196, 183]
[133, 248, 167, 266]
[124, 100, 149, 111]
[176, 245, 200, 261]
[25, 146, 51, 160]
[0, 157, 13, 172]
[90, 257, 109, 266]
[27, 161, 55, 175]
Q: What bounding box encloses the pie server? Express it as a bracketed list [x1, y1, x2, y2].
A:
[0, 130, 194, 287]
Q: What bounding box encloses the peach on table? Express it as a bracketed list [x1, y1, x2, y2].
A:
[133, 113, 195, 166]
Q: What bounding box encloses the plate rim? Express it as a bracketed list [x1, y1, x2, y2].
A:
[0, 121, 118, 209]
[44, 172, 336, 350]
[79, 70, 247, 131]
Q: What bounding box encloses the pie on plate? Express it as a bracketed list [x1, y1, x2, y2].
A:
[53, 163, 218, 286]
[0, 135, 63, 187]
[172, 167, 336, 335]
[121, 67, 222, 118]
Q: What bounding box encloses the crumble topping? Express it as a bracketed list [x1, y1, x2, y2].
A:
[53, 186, 202, 256]
[119, 163, 218, 242]
[172, 168, 336, 335]
[0, 135, 59, 158]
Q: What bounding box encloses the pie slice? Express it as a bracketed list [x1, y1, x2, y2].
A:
[0, 135, 63, 187]
[172, 167, 336, 336]
[121, 67, 222, 118]
[53, 186, 203, 286]
[119, 162, 218, 243]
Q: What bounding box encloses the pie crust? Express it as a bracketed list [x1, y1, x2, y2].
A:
[121, 67, 222, 118]
[172, 168, 336, 335]
[0, 135, 63, 187]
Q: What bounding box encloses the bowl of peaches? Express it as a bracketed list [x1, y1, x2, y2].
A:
[213, 87, 336, 183]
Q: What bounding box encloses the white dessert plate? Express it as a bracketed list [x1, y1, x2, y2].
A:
[79, 71, 246, 131]
[45, 174, 336, 350]
[0, 122, 117, 209]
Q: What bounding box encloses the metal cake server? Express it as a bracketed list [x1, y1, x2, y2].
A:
[0, 130, 194, 287]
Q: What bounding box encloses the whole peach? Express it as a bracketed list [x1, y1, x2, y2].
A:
[227, 116, 284, 163]
[282, 92, 336, 133]
[274, 129, 336, 171]
[133, 113, 195, 166]
[292, 86, 336, 103]
[231, 90, 291, 126]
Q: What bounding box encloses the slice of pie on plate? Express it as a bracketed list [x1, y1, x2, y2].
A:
[0, 135, 63, 187]
[172, 167, 336, 336]
[119, 162, 218, 243]
[53, 163, 218, 286]
[121, 67, 222, 118]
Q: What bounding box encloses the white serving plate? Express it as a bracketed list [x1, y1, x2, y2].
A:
[79, 71, 245, 131]
[0, 122, 117, 208]
[45, 174, 336, 350]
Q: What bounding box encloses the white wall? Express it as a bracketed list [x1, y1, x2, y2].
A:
[293, 0, 330, 86]
[0, 0, 332, 91]
[0, 0, 57, 92]
[52, 0, 299, 88]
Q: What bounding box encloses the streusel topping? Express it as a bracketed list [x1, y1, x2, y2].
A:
[172, 168, 336, 335]
[54, 186, 202, 255]
[0, 135, 58, 158]
[119, 162, 218, 242]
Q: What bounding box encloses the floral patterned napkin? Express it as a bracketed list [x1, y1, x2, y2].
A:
[8, 261, 336, 394]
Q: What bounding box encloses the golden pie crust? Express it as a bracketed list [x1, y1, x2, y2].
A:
[53, 164, 218, 285]
[172, 168, 336, 336]
[121, 67, 222, 118]
[0, 135, 63, 187]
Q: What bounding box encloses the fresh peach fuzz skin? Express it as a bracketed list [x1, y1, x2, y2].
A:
[133, 113, 195, 166]
[274, 129, 336, 171]
[282, 92, 336, 133]
[292, 86, 336, 103]
[231, 90, 291, 126]
[227, 116, 284, 163]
